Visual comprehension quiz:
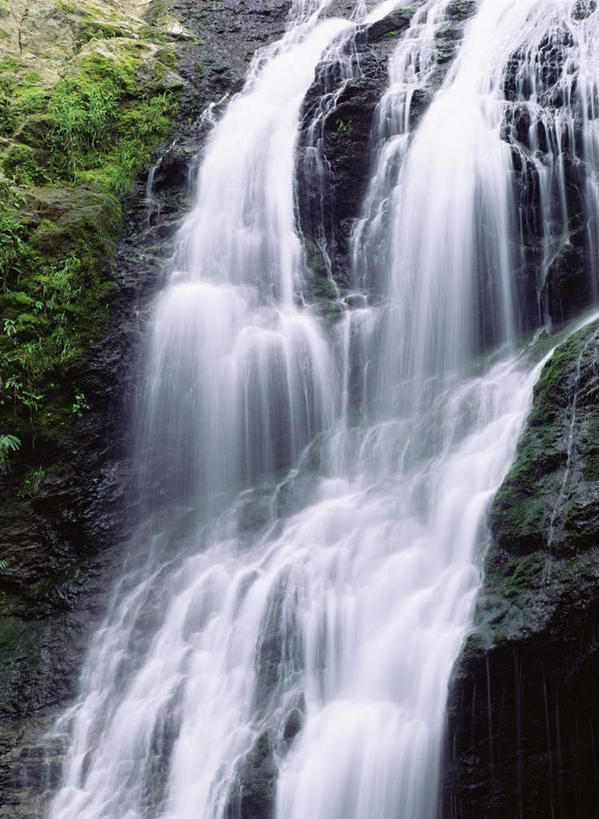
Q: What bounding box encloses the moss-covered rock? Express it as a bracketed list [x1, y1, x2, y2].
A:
[444, 319, 599, 818]
[0, 1, 188, 471]
[489, 321, 599, 560]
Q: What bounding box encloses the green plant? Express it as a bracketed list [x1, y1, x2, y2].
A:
[0, 433, 20, 473]
[72, 390, 90, 418]
[21, 465, 45, 495]
[0, 40, 178, 454]
[48, 75, 118, 180]
[2, 144, 45, 185]
[335, 117, 352, 134]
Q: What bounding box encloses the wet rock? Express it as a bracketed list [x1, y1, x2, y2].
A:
[502, 25, 596, 333]
[226, 732, 278, 819]
[295, 6, 467, 290]
[445, 0, 477, 22]
[295, 10, 413, 289]
[443, 320, 599, 818]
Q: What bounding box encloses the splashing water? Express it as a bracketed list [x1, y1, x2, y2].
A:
[48, 0, 599, 818]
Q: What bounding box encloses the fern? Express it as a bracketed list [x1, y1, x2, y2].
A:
[0, 433, 20, 473]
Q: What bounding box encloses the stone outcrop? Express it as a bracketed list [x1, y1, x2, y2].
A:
[502, 2, 599, 334]
[443, 318, 599, 819]
[295, 9, 413, 290]
[295, 0, 476, 291]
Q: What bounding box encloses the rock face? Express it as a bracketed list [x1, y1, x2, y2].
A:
[296, 0, 599, 354]
[443, 319, 599, 819]
[295, 3, 476, 289]
[502, 3, 599, 335]
[295, 9, 414, 289]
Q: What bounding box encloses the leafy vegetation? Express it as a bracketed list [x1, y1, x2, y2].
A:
[0, 36, 179, 470]
[20, 465, 46, 496]
[0, 434, 20, 474]
[335, 117, 352, 134]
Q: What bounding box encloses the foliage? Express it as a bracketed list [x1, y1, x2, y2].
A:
[0, 37, 179, 457]
[20, 465, 45, 496]
[0, 187, 119, 445]
[0, 434, 20, 474]
[0, 52, 177, 196]
[335, 117, 352, 134]
[72, 389, 90, 418]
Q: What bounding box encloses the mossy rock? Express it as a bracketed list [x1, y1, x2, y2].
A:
[489, 320, 599, 558]
[479, 319, 599, 650]
[0, 6, 182, 466]
[1, 145, 48, 186]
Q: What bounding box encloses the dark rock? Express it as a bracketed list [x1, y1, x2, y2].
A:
[226, 732, 277, 819]
[295, 5, 468, 291]
[282, 706, 304, 745]
[445, 0, 477, 22]
[572, 0, 597, 21]
[502, 26, 596, 333]
[365, 9, 413, 42]
[295, 10, 414, 289]
[443, 320, 599, 818]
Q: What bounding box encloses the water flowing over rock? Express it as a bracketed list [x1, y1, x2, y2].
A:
[2, 0, 599, 816]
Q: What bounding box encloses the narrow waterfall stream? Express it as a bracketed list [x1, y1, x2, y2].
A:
[48, 1, 599, 818]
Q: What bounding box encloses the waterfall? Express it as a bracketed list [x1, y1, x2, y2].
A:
[48, 1, 599, 818]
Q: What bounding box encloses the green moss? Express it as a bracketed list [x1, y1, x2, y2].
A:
[484, 551, 545, 609]
[314, 276, 337, 300]
[0, 66, 48, 139]
[0, 187, 120, 449]
[492, 487, 545, 552]
[0, 35, 179, 464]
[75, 20, 131, 46]
[2, 144, 48, 186]
[581, 406, 599, 481]
[41, 53, 177, 194]
[509, 552, 544, 589]
[489, 322, 599, 562]
[56, 0, 77, 12]
[0, 617, 19, 648]
[1, 43, 177, 194]
[583, 454, 599, 481]
[0, 59, 19, 74]
[563, 498, 578, 531]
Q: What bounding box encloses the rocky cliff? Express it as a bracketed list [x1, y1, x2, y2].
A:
[443, 317, 599, 818]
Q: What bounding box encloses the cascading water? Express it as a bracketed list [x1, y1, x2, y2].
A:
[48, 1, 599, 818]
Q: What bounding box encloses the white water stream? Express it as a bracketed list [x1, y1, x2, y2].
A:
[48, 0, 599, 817]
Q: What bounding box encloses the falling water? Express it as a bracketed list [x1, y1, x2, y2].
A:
[48, 0, 599, 818]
